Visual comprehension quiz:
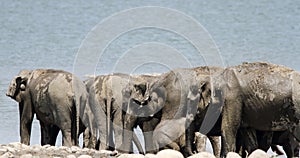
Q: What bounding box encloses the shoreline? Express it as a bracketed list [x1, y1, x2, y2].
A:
[0, 142, 280, 158]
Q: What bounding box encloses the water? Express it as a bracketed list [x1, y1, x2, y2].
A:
[0, 0, 299, 157]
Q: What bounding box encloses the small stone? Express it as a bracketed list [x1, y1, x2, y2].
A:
[66, 155, 76, 158]
[248, 149, 270, 158]
[156, 149, 184, 158]
[118, 154, 145, 158]
[99, 150, 118, 156]
[71, 146, 80, 153]
[0, 152, 13, 158]
[226, 152, 241, 158]
[145, 153, 158, 158]
[8, 142, 22, 149]
[42, 144, 51, 148]
[3, 146, 15, 153]
[20, 154, 33, 158]
[188, 152, 216, 158]
[78, 155, 92, 158]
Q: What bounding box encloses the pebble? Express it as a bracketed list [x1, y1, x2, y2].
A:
[248, 149, 271, 158]
[226, 152, 242, 158]
[20, 154, 33, 158]
[156, 149, 184, 158]
[77, 155, 92, 158]
[188, 152, 216, 158]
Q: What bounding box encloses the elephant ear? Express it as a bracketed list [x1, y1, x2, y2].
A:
[6, 75, 28, 101]
[200, 81, 211, 108]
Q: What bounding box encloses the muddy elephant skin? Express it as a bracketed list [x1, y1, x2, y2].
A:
[123, 66, 223, 156]
[6, 69, 93, 147]
[85, 73, 144, 153]
[207, 62, 300, 156]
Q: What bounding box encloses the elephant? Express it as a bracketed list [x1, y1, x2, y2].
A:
[84, 73, 144, 153]
[187, 62, 300, 157]
[152, 117, 208, 153]
[121, 73, 166, 154]
[6, 69, 94, 147]
[122, 66, 223, 156]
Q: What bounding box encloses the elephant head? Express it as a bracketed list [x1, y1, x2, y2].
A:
[6, 70, 31, 102]
[123, 79, 166, 118]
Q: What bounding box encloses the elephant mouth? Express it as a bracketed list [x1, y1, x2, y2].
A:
[133, 99, 149, 106]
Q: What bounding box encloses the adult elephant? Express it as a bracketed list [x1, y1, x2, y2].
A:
[123, 66, 223, 156]
[85, 73, 144, 153]
[6, 69, 94, 147]
[122, 73, 165, 153]
[190, 62, 300, 157]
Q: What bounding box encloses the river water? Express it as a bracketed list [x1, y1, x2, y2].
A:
[0, 0, 299, 157]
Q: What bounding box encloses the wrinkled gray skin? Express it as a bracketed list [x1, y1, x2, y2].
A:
[124, 66, 223, 156]
[203, 62, 300, 157]
[6, 69, 94, 147]
[122, 74, 164, 153]
[85, 74, 144, 153]
[153, 117, 208, 153]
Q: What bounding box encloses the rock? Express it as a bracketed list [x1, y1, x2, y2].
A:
[188, 152, 215, 158]
[78, 155, 92, 158]
[226, 152, 241, 158]
[3, 146, 15, 153]
[42, 144, 51, 148]
[145, 153, 158, 158]
[7, 142, 23, 150]
[118, 154, 145, 158]
[248, 149, 271, 158]
[20, 154, 33, 158]
[66, 155, 76, 158]
[0, 152, 13, 158]
[0, 148, 8, 154]
[71, 146, 81, 153]
[156, 149, 184, 158]
[99, 150, 118, 156]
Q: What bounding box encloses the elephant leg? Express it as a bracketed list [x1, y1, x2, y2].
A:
[40, 123, 60, 146]
[40, 122, 50, 145]
[165, 142, 180, 151]
[256, 130, 272, 152]
[83, 127, 97, 149]
[19, 101, 34, 145]
[209, 136, 221, 158]
[60, 120, 73, 147]
[221, 98, 242, 155]
[141, 118, 160, 153]
[121, 114, 137, 153]
[49, 125, 60, 145]
[184, 121, 196, 157]
[240, 128, 258, 157]
[112, 108, 123, 151]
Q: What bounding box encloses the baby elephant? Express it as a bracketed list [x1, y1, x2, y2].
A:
[153, 117, 207, 154]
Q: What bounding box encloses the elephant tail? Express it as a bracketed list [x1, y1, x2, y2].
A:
[133, 131, 145, 154]
[72, 96, 80, 146]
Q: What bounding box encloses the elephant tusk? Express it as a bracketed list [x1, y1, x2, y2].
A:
[20, 84, 26, 90]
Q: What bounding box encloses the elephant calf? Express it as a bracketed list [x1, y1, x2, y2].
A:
[6, 69, 93, 147]
[153, 117, 208, 154]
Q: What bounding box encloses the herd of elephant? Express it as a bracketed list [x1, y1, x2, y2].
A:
[6, 62, 300, 158]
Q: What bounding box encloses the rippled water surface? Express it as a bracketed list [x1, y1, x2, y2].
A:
[0, 1, 299, 157]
